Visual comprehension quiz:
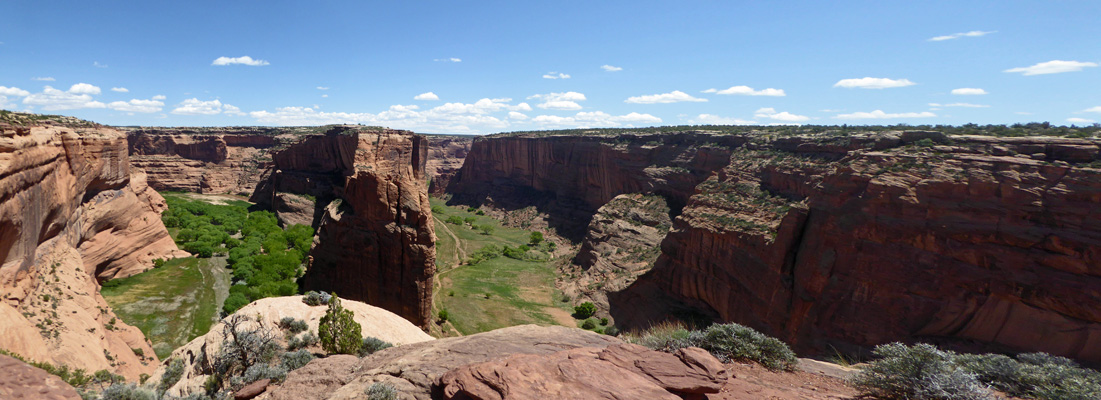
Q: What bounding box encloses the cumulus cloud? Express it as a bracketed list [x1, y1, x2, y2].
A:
[702, 85, 786, 96]
[508, 111, 529, 120]
[928, 102, 990, 108]
[171, 98, 243, 115]
[316, 86, 329, 90]
[625, 90, 707, 104]
[529, 92, 586, 110]
[1084, 106, 1101, 113]
[414, 92, 440, 101]
[22, 86, 106, 111]
[601, 65, 623, 72]
[834, 110, 936, 119]
[31, 77, 55, 81]
[1004, 60, 1098, 76]
[951, 88, 987, 95]
[834, 77, 916, 89]
[68, 83, 101, 95]
[211, 56, 270, 66]
[152, 95, 166, 100]
[542, 72, 571, 79]
[434, 58, 462, 62]
[250, 100, 515, 134]
[531, 111, 661, 128]
[110, 87, 129, 93]
[688, 114, 757, 125]
[93, 61, 108, 68]
[107, 98, 164, 113]
[0, 86, 30, 97]
[754, 107, 810, 122]
[1067, 118, 1096, 124]
[929, 30, 996, 41]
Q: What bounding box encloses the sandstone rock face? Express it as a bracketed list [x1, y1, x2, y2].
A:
[125, 127, 289, 195]
[251, 126, 436, 327]
[425, 135, 473, 195]
[0, 124, 182, 380]
[438, 343, 729, 400]
[0, 354, 82, 400]
[151, 295, 434, 398]
[264, 325, 621, 400]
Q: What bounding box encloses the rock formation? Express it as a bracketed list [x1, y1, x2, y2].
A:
[251, 127, 436, 327]
[425, 135, 473, 195]
[0, 122, 183, 380]
[150, 295, 434, 397]
[446, 130, 1101, 363]
[0, 354, 82, 400]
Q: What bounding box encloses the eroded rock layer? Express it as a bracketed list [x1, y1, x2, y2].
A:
[425, 135, 473, 195]
[0, 123, 183, 380]
[251, 127, 436, 327]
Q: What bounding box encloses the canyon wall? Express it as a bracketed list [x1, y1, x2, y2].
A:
[425, 135, 473, 195]
[0, 122, 184, 380]
[251, 126, 436, 327]
[448, 131, 1101, 362]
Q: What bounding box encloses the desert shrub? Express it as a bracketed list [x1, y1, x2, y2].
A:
[365, 382, 399, 400]
[157, 358, 186, 395]
[359, 337, 394, 357]
[437, 309, 450, 322]
[430, 205, 444, 214]
[529, 232, 544, 244]
[213, 314, 281, 386]
[277, 317, 308, 334]
[286, 331, 319, 351]
[242, 363, 287, 384]
[629, 322, 697, 352]
[302, 291, 331, 306]
[280, 350, 314, 371]
[604, 326, 620, 336]
[573, 302, 596, 319]
[478, 225, 495, 235]
[600, 317, 609, 326]
[954, 352, 1101, 400]
[222, 292, 250, 315]
[100, 383, 156, 400]
[445, 216, 463, 224]
[319, 294, 362, 355]
[463, 217, 476, 224]
[581, 319, 597, 330]
[696, 323, 798, 371]
[475, 210, 485, 215]
[849, 343, 991, 400]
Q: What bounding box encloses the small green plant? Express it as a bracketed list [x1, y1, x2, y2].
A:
[366, 382, 399, 400]
[278, 317, 309, 334]
[478, 225, 495, 235]
[573, 302, 597, 319]
[437, 309, 450, 323]
[318, 294, 362, 355]
[463, 217, 477, 224]
[529, 232, 544, 244]
[849, 343, 990, 400]
[280, 349, 314, 371]
[476, 210, 485, 215]
[302, 291, 331, 306]
[358, 337, 393, 356]
[445, 216, 463, 225]
[600, 317, 609, 326]
[581, 319, 597, 329]
[157, 358, 185, 396]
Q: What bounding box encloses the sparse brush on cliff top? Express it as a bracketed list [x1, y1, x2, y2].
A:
[625, 321, 798, 372]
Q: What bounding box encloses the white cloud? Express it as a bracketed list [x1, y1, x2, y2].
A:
[31, 77, 55, 81]
[929, 30, 996, 41]
[508, 111, 528, 120]
[702, 85, 786, 96]
[110, 87, 129, 93]
[434, 58, 462, 62]
[316, 86, 329, 90]
[834, 77, 916, 89]
[93, 61, 108, 68]
[1084, 106, 1101, 113]
[1004, 60, 1098, 76]
[152, 95, 166, 100]
[171, 98, 242, 115]
[22, 86, 106, 111]
[601, 65, 623, 72]
[754, 107, 810, 122]
[414, 92, 440, 101]
[625, 90, 707, 104]
[531, 111, 661, 128]
[0, 96, 13, 109]
[1067, 118, 1096, 124]
[928, 102, 990, 108]
[107, 98, 164, 113]
[211, 56, 270, 66]
[0, 86, 30, 97]
[688, 114, 757, 125]
[529, 92, 586, 110]
[542, 72, 571, 79]
[321, 94, 328, 98]
[951, 88, 987, 95]
[68, 83, 101, 95]
[835, 110, 937, 119]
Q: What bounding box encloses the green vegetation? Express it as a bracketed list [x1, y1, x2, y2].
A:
[319, 294, 362, 355]
[101, 256, 224, 359]
[573, 302, 596, 319]
[850, 343, 1101, 400]
[430, 198, 571, 335]
[358, 337, 393, 356]
[626, 321, 798, 372]
[161, 193, 313, 314]
[0, 348, 125, 397]
[366, 382, 399, 400]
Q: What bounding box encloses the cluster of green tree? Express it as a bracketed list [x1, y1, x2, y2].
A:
[162, 196, 314, 314]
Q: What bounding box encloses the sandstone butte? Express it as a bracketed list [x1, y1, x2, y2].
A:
[449, 130, 1101, 363]
[0, 123, 186, 380]
[250, 126, 437, 327]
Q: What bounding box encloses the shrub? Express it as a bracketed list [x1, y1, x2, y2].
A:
[696, 323, 798, 371]
[600, 317, 609, 326]
[437, 309, 450, 323]
[849, 343, 991, 400]
[280, 350, 314, 371]
[358, 337, 393, 356]
[366, 382, 399, 400]
[100, 383, 156, 400]
[223, 292, 250, 315]
[573, 302, 596, 319]
[529, 232, 544, 244]
[278, 317, 308, 334]
[302, 291, 331, 306]
[475, 210, 485, 215]
[581, 319, 597, 330]
[152, 258, 166, 268]
[463, 217, 476, 224]
[319, 294, 362, 355]
[445, 216, 463, 224]
[242, 363, 287, 384]
[286, 331, 319, 351]
[955, 352, 1101, 400]
[430, 205, 444, 214]
[478, 225, 495, 235]
[157, 358, 186, 395]
[604, 326, 620, 336]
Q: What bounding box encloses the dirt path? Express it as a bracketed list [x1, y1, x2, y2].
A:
[434, 215, 467, 262]
[206, 255, 231, 323]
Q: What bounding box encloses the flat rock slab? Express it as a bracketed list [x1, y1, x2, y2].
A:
[0, 355, 81, 400]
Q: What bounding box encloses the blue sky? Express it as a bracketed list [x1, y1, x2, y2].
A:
[1, 1, 1099, 134]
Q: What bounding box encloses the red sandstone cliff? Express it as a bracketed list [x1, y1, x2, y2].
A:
[0, 122, 184, 380]
[252, 127, 436, 327]
[425, 135, 473, 195]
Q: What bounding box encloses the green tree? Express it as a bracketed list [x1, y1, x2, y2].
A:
[574, 302, 597, 319]
[529, 232, 544, 245]
[318, 294, 362, 355]
[478, 225, 495, 235]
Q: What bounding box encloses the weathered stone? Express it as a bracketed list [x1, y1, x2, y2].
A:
[234, 378, 270, 400]
[0, 355, 81, 400]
